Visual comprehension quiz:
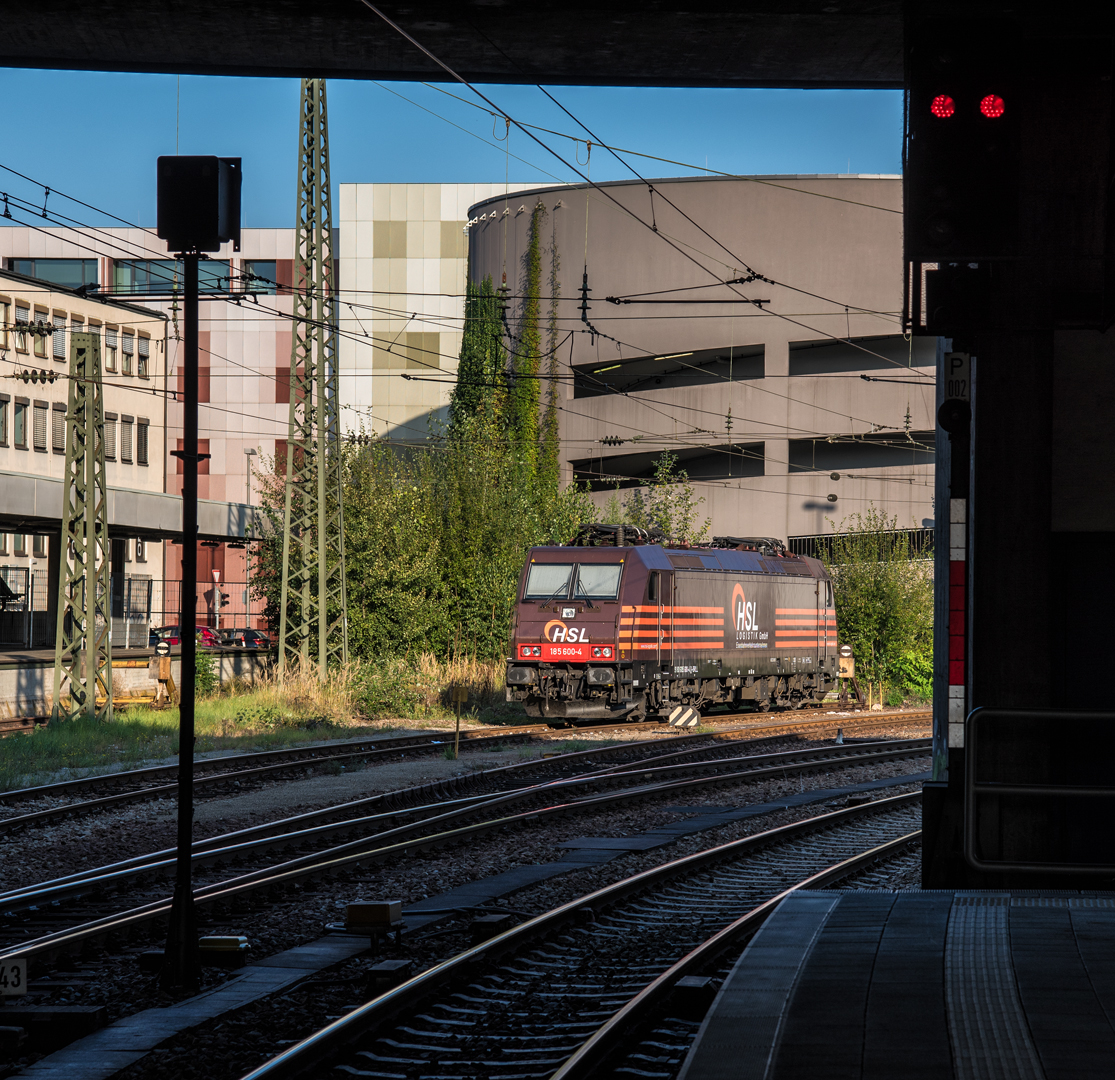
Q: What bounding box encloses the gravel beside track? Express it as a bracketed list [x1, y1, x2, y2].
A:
[0, 750, 927, 1078]
[229, 797, 923, 1080]
[0, 717, 930, 1080]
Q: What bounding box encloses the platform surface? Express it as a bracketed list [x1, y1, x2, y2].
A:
[679, 890, 1115, 1080]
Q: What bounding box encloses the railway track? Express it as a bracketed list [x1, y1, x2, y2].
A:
[0, 733, 929, 972]
[0, 709, 930, 836]
[237, 793, 921, 1080]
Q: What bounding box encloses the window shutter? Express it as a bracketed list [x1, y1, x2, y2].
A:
[104, 415, 117, 460]
[106, 328, 118, 348]
[15, 305, 28, 324]
[137, 420, 149, 466]
[52, 406, 65, 453]
[120, 419, 132, 462]
[53, 314, 65, 359]
[33, 403, 47, 451]
[122, 333, 134, 355]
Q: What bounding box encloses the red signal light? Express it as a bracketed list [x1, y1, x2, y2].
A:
[931, 95, 956, 118]
[980, 94, 1005, 118]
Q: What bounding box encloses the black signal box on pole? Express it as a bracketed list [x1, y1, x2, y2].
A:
[156, 156, 242, 254]
[905, 21, 1020, 263]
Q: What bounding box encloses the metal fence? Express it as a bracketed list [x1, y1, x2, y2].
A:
[788, 527, 935, 561]
[0, 567, 51, 648]
[0, 568, 266, 650]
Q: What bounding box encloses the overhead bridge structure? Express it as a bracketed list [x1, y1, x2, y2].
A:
[0, 1, 905, 87]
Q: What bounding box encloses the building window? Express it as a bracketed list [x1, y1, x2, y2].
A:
[105, 327, 118, 373]
[32, 535, 47, 558]
[32, 401, 47, 452]
[135, 538, 147, 563]
[242, 259, 277, 294]
[0, 394, 8, 447]
[0, 299, 8, 349]
[52, 314, 66, 361]
[122, 332, 134, 375]
[70, 316, 84, 353]
[14, 304, 28, 352]
[137, 418, 149, 466]
[8, 258, 98, 291]
[104, 412, 117, 460]
[138, 335, 149, 378]
[120, 416, 133, 463]
[114, 259, 224, 295]
[52, 402, 65, 454]
[0, 534, 7, 556]
[13, 534, 26, 557]
[33, 313, 48, 358]
[13, 399, 27, 448]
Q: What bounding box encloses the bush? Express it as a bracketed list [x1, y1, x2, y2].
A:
[195, 649, 219, 697]
[821, 508, 933, 703]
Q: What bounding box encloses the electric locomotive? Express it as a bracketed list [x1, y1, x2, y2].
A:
[505, 527, 839, 725]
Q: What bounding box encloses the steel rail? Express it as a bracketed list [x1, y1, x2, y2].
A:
[0, 707, 930, 806]
[549, 830, 922, 1080]
[0, 738, 929, 918]
[0, 710, 930, 837]
[0, 749, 929, 969]
[235, 792, 922, 1080]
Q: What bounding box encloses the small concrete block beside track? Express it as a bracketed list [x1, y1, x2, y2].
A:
[12, 934, 371, 1080]
[679, 890, 1115, 1080]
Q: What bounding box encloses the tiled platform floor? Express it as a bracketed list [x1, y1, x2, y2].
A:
[679, 890, 1115, 1080]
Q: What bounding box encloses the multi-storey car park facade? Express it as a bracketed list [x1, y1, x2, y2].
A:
[467, 175, 936, 548]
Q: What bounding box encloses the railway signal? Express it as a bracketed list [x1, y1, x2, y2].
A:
[906, 22, 1019, 263]
[156, 151, 241, 991]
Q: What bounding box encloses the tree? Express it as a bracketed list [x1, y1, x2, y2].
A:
[620, 451, 711, 544]
[506, 202, 545, 471]
[539, 213, 562, 495]
[450, 276, 504, 428]
[819, 507, 934, 701]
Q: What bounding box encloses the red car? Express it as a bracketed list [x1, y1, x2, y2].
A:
[149, 625, 222, 648]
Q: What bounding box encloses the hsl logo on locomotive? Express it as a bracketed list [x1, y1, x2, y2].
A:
[544, 619, 590, 643]
[732, 583, 768, 649]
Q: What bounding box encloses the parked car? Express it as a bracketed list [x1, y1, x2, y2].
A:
[149, 625, 222, 648]
[220, 627, 271, 649]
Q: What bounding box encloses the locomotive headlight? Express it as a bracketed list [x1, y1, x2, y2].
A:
[532, 646, 541, 656]
[602, 647, 613, 658]
[592, 647, 602, 657]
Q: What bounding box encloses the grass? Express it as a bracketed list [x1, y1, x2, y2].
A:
[2, 655, 527, 792]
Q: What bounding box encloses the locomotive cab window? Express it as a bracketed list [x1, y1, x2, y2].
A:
[574, 563, 622, 601]
[648, 571, 659, 603]
[524, 563, 574, 600]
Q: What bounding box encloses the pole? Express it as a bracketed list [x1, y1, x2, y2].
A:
[455, 698, 461, 760]
[163, 251, 201, 988]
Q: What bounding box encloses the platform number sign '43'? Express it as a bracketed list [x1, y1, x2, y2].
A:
[0, 958, 26, 996]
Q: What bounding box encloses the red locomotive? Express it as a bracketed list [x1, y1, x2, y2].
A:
[505, 526, 839, 725]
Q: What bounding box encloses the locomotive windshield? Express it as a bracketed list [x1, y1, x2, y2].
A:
[524, 563, 574, 600]
[523, 562, 623, 601]
[574, 563, 623, 600]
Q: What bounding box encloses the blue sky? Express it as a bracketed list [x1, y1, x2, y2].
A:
[0, 69, 902, 229]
